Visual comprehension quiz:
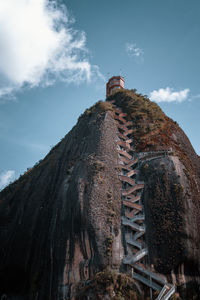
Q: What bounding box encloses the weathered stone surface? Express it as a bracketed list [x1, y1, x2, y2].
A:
[0, 91, 200, 299]
[0, 104, 124, 299]
[111, 90, 200, 299]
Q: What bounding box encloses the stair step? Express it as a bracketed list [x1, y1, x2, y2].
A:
[131, 203, 142, 210]
[126, 121, 133, 127]
[124, 129, 134, 136]
[133, 231, 145, 240]
[155, 284, 168, 300]
[117, 124, 128, 131]
[126, 169, 136, 177]
[118, 116, 127, 124]
[126, 194, 141, 203]
[161, 285, 175, 300]
[119, 175, 135, 186]
[122, 217, 145, 232]
[123, 248, 148, 264]
[133, 264, 167, 285]
[118, 164, 132, 171]
[126, 138, 133, 144]
[119, 113, 127, 117]
[118, 132, 127, 140]
[132, 273, 162, 292]
[131, 214, 145, 221]
[125, 209, 144, 219]
[123, 201, 142, 211]
[118, 149, 132, 160]
[125, 210, 135, 219]
[123, 200, 140, 209]
[117, 140, 131, 150]
[119, 156, 132, 165]
[125, 209, 143, 220]
[114, 115, 127, 124]
[122, 184, 144, 196]
[126, 239, 142, 250]
[127, 158, 138, 168]
[123, 121, 132, 128]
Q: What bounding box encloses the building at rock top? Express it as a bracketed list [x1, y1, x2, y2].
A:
[106, 75, 125, 97]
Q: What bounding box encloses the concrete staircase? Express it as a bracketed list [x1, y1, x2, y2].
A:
[110, 99, 175, 300]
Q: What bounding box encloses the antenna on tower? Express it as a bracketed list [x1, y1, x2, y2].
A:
[107, 72, 110, 80]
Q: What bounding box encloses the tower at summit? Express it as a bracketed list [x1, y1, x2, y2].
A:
[106, 76, 124, 97]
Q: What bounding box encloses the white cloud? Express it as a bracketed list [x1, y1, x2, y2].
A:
[0, 170, 15, 190]
[150, 87, 190, 103]
[126, 43, 144, 61]
[0, 0, 93, 100]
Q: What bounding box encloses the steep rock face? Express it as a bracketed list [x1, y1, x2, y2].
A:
[110, 90, 200, 298]
[0, 90, 200, 300]
[0, 102, 124, 299]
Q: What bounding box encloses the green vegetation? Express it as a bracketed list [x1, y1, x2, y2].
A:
[95, 269, 139, 299]
[140, 162, 185, 273]
[75, 269, 142, 300]
[171, 294, 180, 300]
[105, 235, 114, 256]
[84, 100, 114, 117]
[107, 89, 178, 151]
[107, 89, 165, 122]
[105, 190, 114, 255]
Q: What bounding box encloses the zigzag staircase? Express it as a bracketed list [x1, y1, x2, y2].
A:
[110, 99, 175, 300]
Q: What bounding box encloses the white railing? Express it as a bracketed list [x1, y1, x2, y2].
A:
[114, 104, 176, 300]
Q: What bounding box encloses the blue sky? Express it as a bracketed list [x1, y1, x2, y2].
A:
[0, 0, 200, 189]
